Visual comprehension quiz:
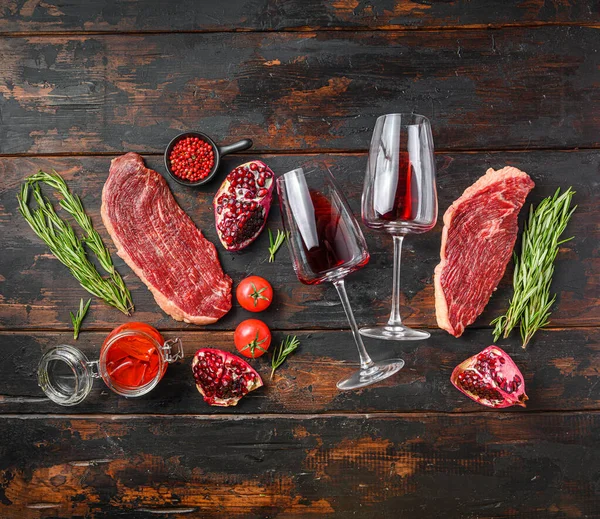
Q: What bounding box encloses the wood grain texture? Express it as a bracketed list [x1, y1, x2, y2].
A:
[1, 152, 597, 331]
[0, 327, 598, 414]
[0, 4, 597, 518]
[0, 0, 598, 33]
[0, 413, 598, 518]
[0, 28, 598, 154]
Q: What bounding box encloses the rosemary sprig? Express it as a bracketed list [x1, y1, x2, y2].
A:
[491, 187, 576, 348]
[270, 335, 300, 380]
[268, 229, 288, 262]
[70, 298, 91, 340]
[17, 170, 133, 315]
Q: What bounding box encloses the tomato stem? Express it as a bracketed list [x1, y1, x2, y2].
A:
[241, 331, 268, 358]
[250, 283, 270, 307]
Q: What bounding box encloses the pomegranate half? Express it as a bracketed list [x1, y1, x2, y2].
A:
[192, 348, 263, 406]
[213, 160, 274, 251]
[451, 346, 528, 408]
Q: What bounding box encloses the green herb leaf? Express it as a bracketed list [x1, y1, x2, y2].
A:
[70, 298, 91, 340]
[270, 335, 300, 380]
[17, 170, 134, 315]
[491, 187, 576, 348]
[267, 229, 288, 263]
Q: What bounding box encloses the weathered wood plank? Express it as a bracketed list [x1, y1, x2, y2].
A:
[0, 0, 597, 33]
[0, 327, 597, 414]
[0, 413, 598, 518]
[0, 152, 596, 331]
[0, 28, 598, 154]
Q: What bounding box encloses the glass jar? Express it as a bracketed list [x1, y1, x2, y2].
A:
[38, 322, 183, 406]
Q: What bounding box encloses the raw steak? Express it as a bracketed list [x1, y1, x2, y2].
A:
[101, 153, 232, 324]
[434, 166, 534, 337]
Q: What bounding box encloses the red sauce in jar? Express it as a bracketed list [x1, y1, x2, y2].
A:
[169, 136, 215, 182]
[103, 322, 166, 388]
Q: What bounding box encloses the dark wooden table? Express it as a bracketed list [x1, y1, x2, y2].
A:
[1, 1, 599, 517]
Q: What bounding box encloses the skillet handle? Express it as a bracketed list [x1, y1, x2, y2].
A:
[218, 139, 253, 157]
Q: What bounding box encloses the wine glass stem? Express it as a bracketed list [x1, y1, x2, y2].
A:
[388, 235, 405, 326]
[333, 279, 374, 370]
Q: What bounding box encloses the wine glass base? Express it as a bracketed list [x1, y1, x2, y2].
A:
[336, 358, 405, 391]
[359, 325, 430, 341]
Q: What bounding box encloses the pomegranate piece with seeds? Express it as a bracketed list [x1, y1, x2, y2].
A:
[192, 348, 263, 406]
[213, 160, 275, 251]
[451, 346, 528, 408]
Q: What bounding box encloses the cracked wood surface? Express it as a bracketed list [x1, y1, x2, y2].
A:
[0, 0, 598, 32]
[1, 413, 599, 518]
[0, 28, 598, 154]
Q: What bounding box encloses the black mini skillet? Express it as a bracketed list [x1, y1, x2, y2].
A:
[164, 132, 253, 187]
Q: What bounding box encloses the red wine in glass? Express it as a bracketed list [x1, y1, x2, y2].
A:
[360, 113, 438, 341]
[277, 165, 404, 390]
[376, 151, 414, 222]
[300, 190, 369, 285]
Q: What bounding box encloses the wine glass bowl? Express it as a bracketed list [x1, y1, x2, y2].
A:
[277, 167, 370, 285]
[362, 113, 437, 234]
[360, 113, 438, 341]
[277, 164, 405, 390]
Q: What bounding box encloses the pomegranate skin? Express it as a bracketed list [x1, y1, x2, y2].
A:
[192, 348, 263, 407]
[213, 160, 275, 251]
[451, 346, 528, 408]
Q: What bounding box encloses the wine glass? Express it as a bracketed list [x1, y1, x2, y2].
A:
[277, 164, 405, 390]
[360, 113, 438, 341]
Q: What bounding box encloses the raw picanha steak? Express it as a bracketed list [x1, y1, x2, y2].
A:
[434, 166, 534, 337]
[101, 153, 232, 324]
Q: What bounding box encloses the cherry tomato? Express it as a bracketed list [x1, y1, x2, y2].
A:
[234, 319, 272, 359]
[236, 276, 273, 313]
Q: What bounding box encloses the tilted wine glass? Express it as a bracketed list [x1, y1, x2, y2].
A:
[360, 113, 438, 341]
[277, 164, 405, 390]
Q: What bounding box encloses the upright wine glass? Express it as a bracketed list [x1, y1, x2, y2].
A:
[360, 113, 438, 341]
[277, 165, 405, 390]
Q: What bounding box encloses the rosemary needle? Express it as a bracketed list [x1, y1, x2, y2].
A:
[491, 187, 576, 348]
[17, 170, 133, 315]
[70, 298, 91, 340]
[270, 335, 300, 380]
[268, 229, 288, 263]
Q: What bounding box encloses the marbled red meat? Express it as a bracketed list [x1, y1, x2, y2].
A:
[434, 166, 534, 337]
[101, 153, 232, 324]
